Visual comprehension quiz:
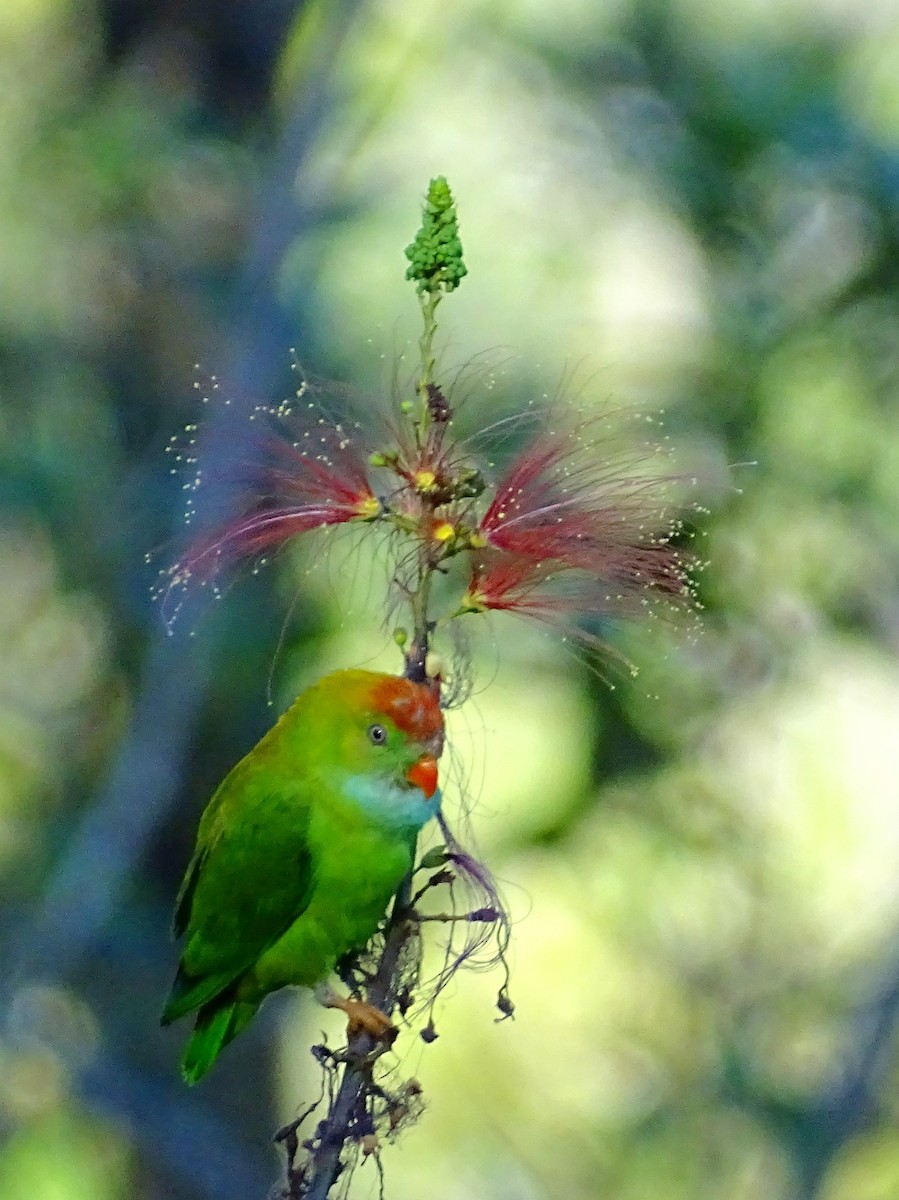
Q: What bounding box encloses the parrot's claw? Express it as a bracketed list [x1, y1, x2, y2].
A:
[343, 998, 398, 1044]
[315, 984, 398, 1047]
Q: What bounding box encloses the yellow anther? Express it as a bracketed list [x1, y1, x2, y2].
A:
[355, 495, 381, 519]
[414, 469, 437, 492]
[459, 591, 488, 614]
[433, 521, 455, 542]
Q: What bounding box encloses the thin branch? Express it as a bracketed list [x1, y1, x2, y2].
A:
[300, 524, 436, 1197]
[302, 880, 416, 1200]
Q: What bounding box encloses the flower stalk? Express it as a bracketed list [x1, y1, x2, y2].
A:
[405, 174, 466, 441]
[278, 178, 482, 1200]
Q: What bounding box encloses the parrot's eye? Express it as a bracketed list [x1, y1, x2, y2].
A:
[368, 723, 388, 746]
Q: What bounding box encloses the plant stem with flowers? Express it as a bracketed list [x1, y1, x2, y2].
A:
[276, 178, 491, 1200]
[160, 176, 696, 1199]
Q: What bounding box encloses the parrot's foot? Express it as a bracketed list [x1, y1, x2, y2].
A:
[342, 998, 397, 1043]
[315, 984, 398, 1045]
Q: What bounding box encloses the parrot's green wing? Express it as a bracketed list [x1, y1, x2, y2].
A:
[161, 777, 315, 1026]
[170, 765, 251, 941]
[171, 846, 206, 939]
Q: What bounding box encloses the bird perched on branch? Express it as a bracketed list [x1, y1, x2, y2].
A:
[161, 669, 444, 1083]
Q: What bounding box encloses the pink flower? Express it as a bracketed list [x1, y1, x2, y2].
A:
[462, 551, 565, 617]
[473, 416, 691, 618]
[164, 406, 379, 593]
[453, 413, 697, 668]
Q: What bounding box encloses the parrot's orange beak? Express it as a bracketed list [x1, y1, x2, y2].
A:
[406, 753, 439, 799]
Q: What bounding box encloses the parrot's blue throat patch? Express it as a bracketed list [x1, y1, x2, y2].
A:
[343, 775, 442, 830]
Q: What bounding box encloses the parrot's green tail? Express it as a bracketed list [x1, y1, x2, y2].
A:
[181, 999, 258, 1085]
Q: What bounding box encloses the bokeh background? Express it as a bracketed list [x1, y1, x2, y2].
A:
[3, 0, 899, 1197]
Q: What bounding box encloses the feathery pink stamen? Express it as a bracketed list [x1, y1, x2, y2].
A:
[169, 408, 379, 586]
[477, 421, 690, 604]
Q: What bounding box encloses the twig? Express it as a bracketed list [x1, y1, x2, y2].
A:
[301, 529, 435, 1198]
[303, 880, 416, 1200]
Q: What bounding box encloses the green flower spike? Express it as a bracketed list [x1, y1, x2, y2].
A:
[405, 176, 467, 295]
[405, 177, 466, 428]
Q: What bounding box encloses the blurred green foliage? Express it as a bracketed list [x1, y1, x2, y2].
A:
[3, 1, 899, 1198]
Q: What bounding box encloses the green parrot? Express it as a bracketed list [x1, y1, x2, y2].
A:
[161, 668, 444, 1083]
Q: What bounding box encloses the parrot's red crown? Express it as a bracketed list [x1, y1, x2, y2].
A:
[369, 675, 443, 744]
